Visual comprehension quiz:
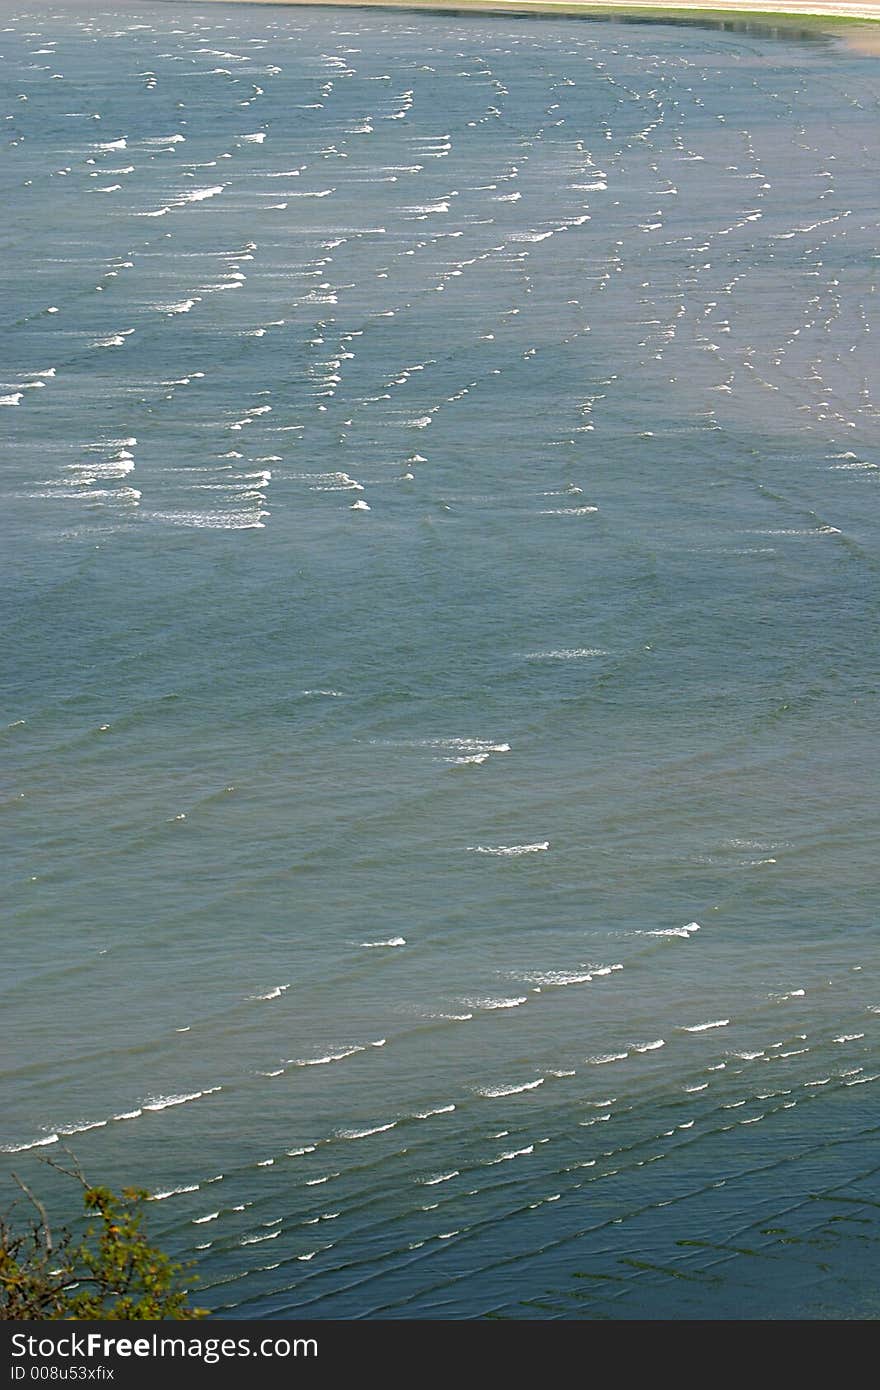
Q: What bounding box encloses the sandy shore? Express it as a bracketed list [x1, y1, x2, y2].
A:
[196, 0, 880, 21]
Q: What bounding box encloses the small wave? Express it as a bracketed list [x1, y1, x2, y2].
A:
[414, 1104, 455, 1119]
[293, 1046, 364, 1067]
[151, 1184, 200, 1201]
[524, 648, 606, 660]
[518, 969, 596, 987]
[588, 1052, 628, 1066]
[420, 1171, 459, 1186]
[478, 1078, 544, 1097]
[58, 1119, 108, 1137]
[158, 299, 199, 316]
[359, 937, 406, 948]
[464, 996, 527, 1011]
[249, 984, 290, 1001]
[241, 1230, 279, 1245]
[631, 1039, 665, 1053]
[539, 506, 599, 516]
[338, 1122, 396, 1139]
[176, 185, 225, 203]
[92, 330, 135, 349]
[680, 1019, 729, 1032]
[644, 922, 701, 939]
[0, 1133, 60, 1154]
[468, 842, 549, 856]
[142, 1086, 221, 1112]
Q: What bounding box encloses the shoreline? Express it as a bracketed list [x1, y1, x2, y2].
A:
[192, 0, 880, 25]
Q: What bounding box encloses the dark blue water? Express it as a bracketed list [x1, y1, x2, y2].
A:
[2, 2, 879, 1319]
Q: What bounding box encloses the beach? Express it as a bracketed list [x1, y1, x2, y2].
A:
[197, 0, 880, 34]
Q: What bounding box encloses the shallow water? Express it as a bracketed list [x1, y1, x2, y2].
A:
[1, 3, 879, 1319]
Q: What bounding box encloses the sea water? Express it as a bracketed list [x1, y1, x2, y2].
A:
[1, 2, 879, 1319]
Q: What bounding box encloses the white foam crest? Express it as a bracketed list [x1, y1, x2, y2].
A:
[151, 1183, 200, 1201]
[644, 922, 701, 939]
[414, 1104, 455, 1119]
[175, 184, 225, 203]
[421, 1171, 459, 1185]
[463, 996, 527, 1011]
[681, 1019, 729, 1032]
[58, 1119, 108, 1137]
[308, 471, 363, 492]
[478, 1078, 544, 1097]
[404, 201, 450, 216]
[149, 509, 267, 530]
[91, 330, 135, 349]
[631, 1039, 665, 1053]
[249, 984, 290, 1001]
[524, 648, 606, 660]
[519, 969, 595, 987]
[239, 132, 266, 143]
[338, 1122, 396, 1139]
[488, 1145, 534, 1163]
[142, 1086, 221, 1112]
[468, 843, 549, 856]
[158, 299, 199, 315]
[359, 937, 406, 948]
[1, 1133, 60, 1154]
[588, 1052, 628, 1066]
[293, 1046, 365, 1067]
[0, 394, 23, 406]
[539, 506, 599, 516]
[241, 1230, 279, 1245]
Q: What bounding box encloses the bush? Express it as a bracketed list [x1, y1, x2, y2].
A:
[1, 1167, 206, 1320]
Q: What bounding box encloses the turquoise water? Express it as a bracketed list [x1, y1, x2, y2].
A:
[2, 2, 879, 1319]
